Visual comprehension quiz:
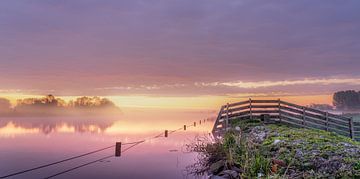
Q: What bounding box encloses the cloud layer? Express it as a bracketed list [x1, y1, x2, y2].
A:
[0, 0, 360, 96]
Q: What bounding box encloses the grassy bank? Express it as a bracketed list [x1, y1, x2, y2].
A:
[196, 119, 360, 178]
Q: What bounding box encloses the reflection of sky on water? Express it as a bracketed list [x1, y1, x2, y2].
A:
[0, 117, 117, 136]
[0, 108, 214, 178]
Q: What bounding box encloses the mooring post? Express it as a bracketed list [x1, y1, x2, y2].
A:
[165, 130, 168, 137]
[184, 125, 186, 131]
[199, 120, 202, 125]
[115, 142, 121, 157]
[194, 122, 196, 127]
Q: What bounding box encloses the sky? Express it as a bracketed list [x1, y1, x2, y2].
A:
[1, 0, 360, 108]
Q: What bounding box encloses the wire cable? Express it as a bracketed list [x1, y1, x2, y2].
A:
[0, 122, 198, 178]
[44, 141, 146, 179]
[0, 145, 115, 179]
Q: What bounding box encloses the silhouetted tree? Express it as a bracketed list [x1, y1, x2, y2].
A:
[333, 90, 360, 110]
[0, 98, 11, 112]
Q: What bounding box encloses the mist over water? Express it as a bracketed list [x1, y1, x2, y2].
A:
[0, 108, 214, 179]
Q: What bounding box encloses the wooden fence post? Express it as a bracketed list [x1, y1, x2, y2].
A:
[302, 107, 306, 127]
[226, 103, 229, 131]
[349, 117, 354, 140]
[249, 98, 252, 120]
[115, 142, 121, 157]
[325, 112, 329, 131]
[165, 130, 168, 137]
[212, 106, 225, 135]
[278, 99, 281, 122]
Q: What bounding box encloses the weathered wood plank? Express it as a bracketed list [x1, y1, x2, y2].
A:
[327, 113, 351, 122]
[280, 101, 327, 115]
[280, 106, 326, 121]
[251, 100, 279, 103]
[328, 117, 349, 127]
[212, 106, 225, 134]
[280, 110, 303, 120]
[251, 105, 279, 109]
[227, 100, 249, 107]
[220, 110, 250, 119]
[280, 114, 304, 125]
[279, 116, 304, 128]
[327, 121, 350, 132]
[223, 105, 250, 114]
[327, 127, 350, 137]
[251, 110, 279, 114]
[280, 109, 327, 126]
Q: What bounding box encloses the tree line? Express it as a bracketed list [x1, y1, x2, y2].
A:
[0, 95, 120, 116]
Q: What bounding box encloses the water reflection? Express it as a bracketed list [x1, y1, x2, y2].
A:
[0, 117, 119, 136]
[0, 108, 214, 178]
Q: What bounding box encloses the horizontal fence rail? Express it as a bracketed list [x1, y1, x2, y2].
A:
[212, 99, 359, 141]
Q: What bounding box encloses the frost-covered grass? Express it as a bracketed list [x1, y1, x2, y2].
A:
[204, 119, 360, 178]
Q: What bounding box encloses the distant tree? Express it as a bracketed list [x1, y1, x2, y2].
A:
[0, 98, 11, 112]
[308, 103, 334, 111]
[333, 90, 360, 110]
[12, 95, 120, 116]
[71, 96, 117, 108]
[16, 94, 59, 108]
[56, 98, 66, 107]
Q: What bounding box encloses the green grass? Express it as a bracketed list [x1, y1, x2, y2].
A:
[221, 119, 360, 178]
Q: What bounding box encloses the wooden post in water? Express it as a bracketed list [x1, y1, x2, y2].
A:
[199, 120, 202, 125]
[184, 125, 186, 131]
[349, 117, 354, 140]
[115, 142, 121, 157]
[194, 122, 196, 127]
[165, 130, 168, 137]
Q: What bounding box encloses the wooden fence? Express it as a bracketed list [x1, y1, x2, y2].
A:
[212, 99, 360, 141]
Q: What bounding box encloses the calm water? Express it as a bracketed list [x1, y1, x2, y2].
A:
[0, 108, 215, 179]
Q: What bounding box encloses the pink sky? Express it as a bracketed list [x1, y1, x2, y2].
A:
[1, 0, 360, 107]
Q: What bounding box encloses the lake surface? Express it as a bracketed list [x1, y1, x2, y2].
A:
[0, 108, 215, 179]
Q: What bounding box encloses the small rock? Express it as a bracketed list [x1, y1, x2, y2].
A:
[219, 170, 238, 178]
[271, 164, 278, 173]
[273, 139, 282, 145]
[295, 149, 304, 158]
[210, 160, 225, 174]
[210, 175, 229, 179]
[231, 166, 243, 173]
[272, 158, 286, 167]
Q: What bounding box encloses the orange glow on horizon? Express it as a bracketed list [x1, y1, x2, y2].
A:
[0, 93, 333, 109]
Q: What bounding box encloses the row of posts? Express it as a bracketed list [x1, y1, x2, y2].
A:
[115, 119, 207, 157]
